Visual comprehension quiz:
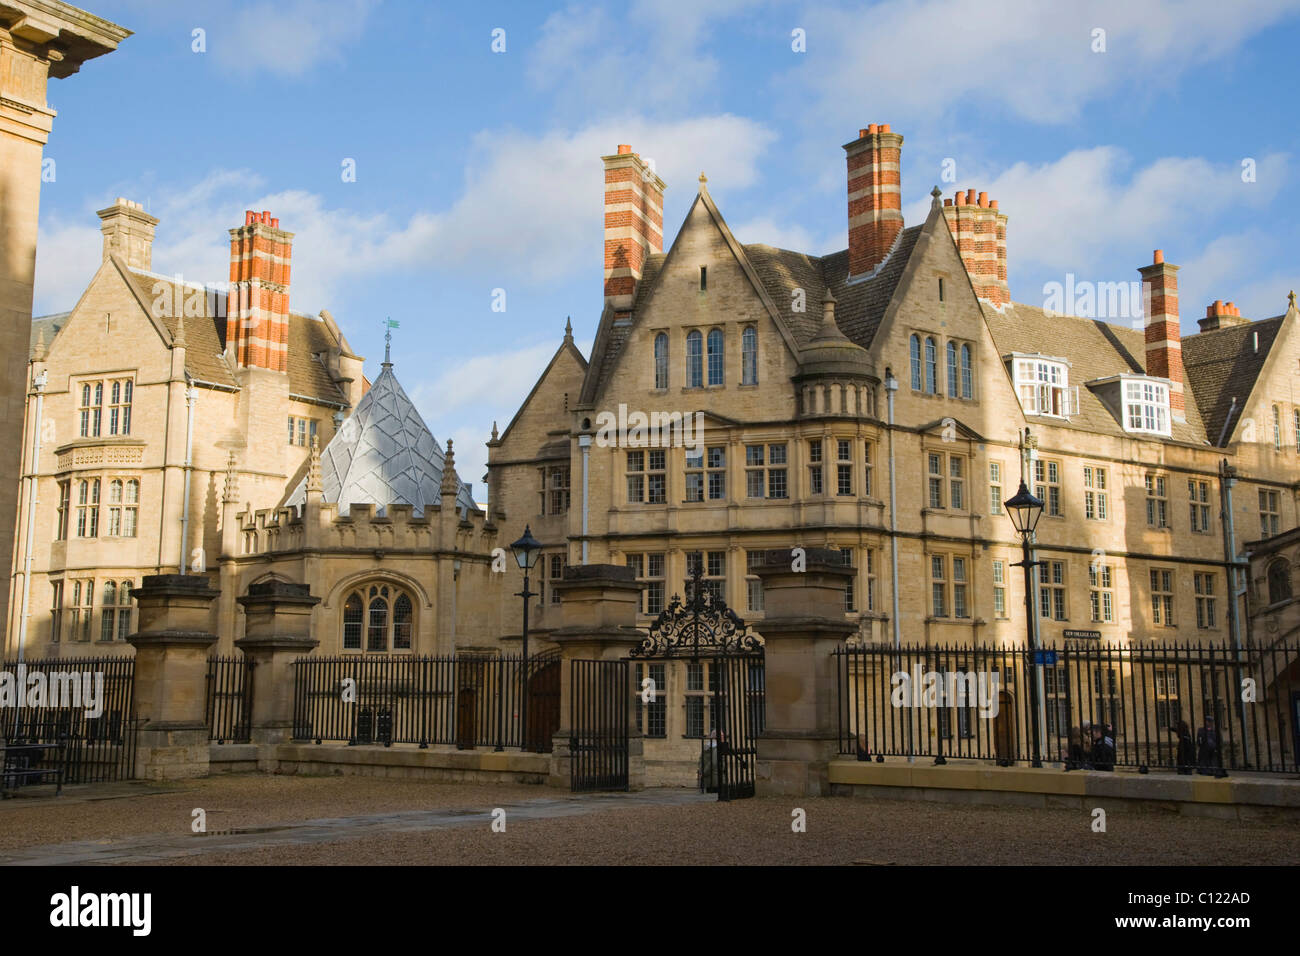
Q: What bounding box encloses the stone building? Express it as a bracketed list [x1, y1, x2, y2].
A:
[0, 1, 128, 656]
[6, 201, 497, 658]
[488, 128, 1300, 768]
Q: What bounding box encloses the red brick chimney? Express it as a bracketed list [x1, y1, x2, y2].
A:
[1138, 249, 1184, 419]
[844, 124, 904, 277]
[942, 189, 1009, 305]
[227, 209, 292, 372]
[602, 145, 664, 316]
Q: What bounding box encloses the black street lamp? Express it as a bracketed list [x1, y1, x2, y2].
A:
[1004, 481, 1046, 768]
[510, 525, 542, 751]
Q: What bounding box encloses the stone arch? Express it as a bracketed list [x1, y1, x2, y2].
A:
[323, 567, 433, 611]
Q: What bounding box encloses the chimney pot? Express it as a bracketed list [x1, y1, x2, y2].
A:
[943, 198, 952, 207]
[617, 144, 632, 154]
[966, 188, 976, 205]
[271, 218, 279, 228]
[245, 210, 255, 225]
[1153, 249, 1164, 264]
[880, 124, 891, 133]
[989, 199, 998, 209]
[867, 124, 878, 134]
[859, 128, 869, 138]
[977, 191, 988, 207]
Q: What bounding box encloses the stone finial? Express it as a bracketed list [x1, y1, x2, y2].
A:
[173, 312, 187, 349]
[564, 316, 573, 342]
[222, 452, 240, 502]
[32, 325, 46, 362]
[491, 420, 499, 441]
[930, 184, 942, 209]
[1289, 290, 1297, 311]
[306, 435, 323, 494]
[440, 438, 459, 495]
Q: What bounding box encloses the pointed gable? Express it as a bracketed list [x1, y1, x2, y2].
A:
[286, 362, 474, 516]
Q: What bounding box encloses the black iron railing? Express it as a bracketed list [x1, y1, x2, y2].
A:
[205, 655, 253, 744]
[0, 656, 137, 785]
[291, 651, 561, 751]
[834, 640, 1300, 774]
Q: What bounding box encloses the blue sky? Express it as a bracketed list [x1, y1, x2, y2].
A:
[35, 0, 1300, 490]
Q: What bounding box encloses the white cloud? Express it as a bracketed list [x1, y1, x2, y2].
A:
[902, 147, 1289, 279]
[34, 115, 776, 316]
[789, 0, 1300, 125]
[727, 216, 837, 256]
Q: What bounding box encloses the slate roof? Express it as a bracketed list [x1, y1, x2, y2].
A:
[984, 303, 1209, 443]
[1181, 316, 1284, 445]
[286, 362, 476, 517]
[30, 313, 69, 354]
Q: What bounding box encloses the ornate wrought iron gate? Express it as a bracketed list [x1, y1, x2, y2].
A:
[569, 658, 629, 791]
[630, 566, 765, 801]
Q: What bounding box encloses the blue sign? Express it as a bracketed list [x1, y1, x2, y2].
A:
[1031, 650, 1058, 666]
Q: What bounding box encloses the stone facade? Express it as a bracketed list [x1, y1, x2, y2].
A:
[0, 2, 128, 656]
[489, 127, 1300, 773]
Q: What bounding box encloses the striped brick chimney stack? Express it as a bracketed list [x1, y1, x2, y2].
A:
[227, 210, 292, 373]
[1138, 249, 1184, 419]
[602, 144, 665, 316]
[844, 125, 904, 276]
[942, 189, 1009, 306]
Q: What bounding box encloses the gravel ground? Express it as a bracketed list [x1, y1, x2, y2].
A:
[3, 773, 1298, 866]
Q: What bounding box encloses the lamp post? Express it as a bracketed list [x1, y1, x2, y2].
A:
[1004, 481, 1046, 768]
[510, 525, 542, 751]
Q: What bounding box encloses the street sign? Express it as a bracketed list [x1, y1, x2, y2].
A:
[1031, 650, 1058, 666]
[1062, 629, 1102, 640]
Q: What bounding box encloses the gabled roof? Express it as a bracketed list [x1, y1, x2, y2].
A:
[983, 302, 1210, 445]
[286, 361, 475, 517]
[1182, 315, 1284, 445]
[580, 186, 918, 405]
[497, 324, 588, 445]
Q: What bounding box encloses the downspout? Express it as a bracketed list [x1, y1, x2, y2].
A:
[885, 370, 908, 761]
[579, 433, 591, 565]
[1219, 458, 1250, 764]
[179, 382, 197, 573]
[16, 369, 47, 663]
[885, 370, 900, 648]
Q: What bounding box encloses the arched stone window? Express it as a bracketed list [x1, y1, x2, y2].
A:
[924, 337, 938, 394]
[1267, 558, 1292, 605]
[654, 333, 668, 389]
[686, 330, 703, 387]
[741, 327, 757, 385]
[960, 344, 973, 399]
[706, 328, 724, 385]
[946, 341, 958, 397]
[909, 334, 922, 390]
[342, 583, 417, 651]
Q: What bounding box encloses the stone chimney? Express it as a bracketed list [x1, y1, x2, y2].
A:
[1198, 299, 1250, 332]
[1138, 249, 1184, 419]
[227, 209, 292, 373]
[602, 144, 665, 316]
[844, 125, 904, 277]
[942, 189, 1009, 306]
[97, 197, 158, 270]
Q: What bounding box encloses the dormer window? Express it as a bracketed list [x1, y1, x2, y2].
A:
[1123, 378, 1171, 436]
[1012, 355, 1073, 418]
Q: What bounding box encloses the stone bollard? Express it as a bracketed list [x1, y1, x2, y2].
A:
[236, 581, 320, 760]
[753, 548, 856, 797]
[128, 574, 220, 780]
[546, 564, 645, 790]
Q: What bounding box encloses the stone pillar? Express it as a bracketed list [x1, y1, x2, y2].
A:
[753, 548, 855, 796]
[547, 564, 645, 790]
[128, 574, 219, 780]
[236, 581, 320, 757]
[0, 5, 129, 653]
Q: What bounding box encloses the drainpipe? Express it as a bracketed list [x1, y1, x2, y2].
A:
[16, 369, 47, 663]
[1219, 458, 1250, 764]
[578, 433, 591, 565]
[885, 371, 900, 649]
[885, 370, 909, 761]
[179, 382, 197, 573]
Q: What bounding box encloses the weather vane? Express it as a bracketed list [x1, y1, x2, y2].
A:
[383, 316, 400, 363]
